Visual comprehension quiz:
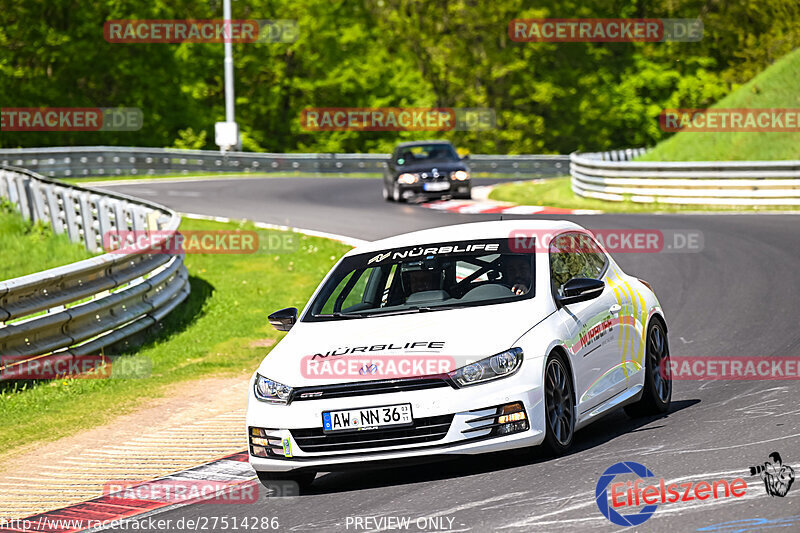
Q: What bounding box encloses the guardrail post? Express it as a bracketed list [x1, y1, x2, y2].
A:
[15, 176, 32, 220]
[0, 169, 9, 199]
[59, 189, 80, 242]
[43, 185, 65, 234]
[97, 197, 115, 250]
[78, 192, 98, 252]
[29, 181, 48, 224]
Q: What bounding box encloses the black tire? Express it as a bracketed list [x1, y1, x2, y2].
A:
[453, 190, 472, 200]
[392, 183, 405, 203]
[256, 471, 316, 493]
[542, 352, 575, 455]
[624, 319, 672, 417]
[382, 182, 394, 202]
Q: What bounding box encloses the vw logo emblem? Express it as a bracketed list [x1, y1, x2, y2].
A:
[359, 363, 378, 376]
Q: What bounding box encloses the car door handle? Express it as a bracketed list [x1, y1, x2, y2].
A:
[609, 304, 622, 314]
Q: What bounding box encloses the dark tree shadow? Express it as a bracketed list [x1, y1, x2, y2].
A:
[110, 275, 215, 354]
[0, 276, 214, 393]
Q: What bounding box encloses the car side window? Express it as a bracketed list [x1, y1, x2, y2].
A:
[549, 232, 607, 295]
[577, 234, 608, 279]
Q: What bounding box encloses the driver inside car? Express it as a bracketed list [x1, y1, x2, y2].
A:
[406, 268, 441, 294]
[502, 255, 532, 296]
[400, 260, 450, 302]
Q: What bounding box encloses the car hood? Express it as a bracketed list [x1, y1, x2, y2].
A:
[396, 161, 468, 174]
[256, 300, 550, 386]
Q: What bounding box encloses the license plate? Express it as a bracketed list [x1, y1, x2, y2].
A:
[423, 182, 450, 191]
[322, 403, 413, 433]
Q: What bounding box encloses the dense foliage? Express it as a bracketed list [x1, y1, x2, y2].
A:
[1, 0, 798, 153]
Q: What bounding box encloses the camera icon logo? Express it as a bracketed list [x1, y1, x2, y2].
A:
[748, 452, 795, 497]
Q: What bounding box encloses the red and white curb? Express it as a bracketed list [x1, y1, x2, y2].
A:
[420, 184, 601, 215]
[422, 199, 601, 215]
[0, 451, 255, 533]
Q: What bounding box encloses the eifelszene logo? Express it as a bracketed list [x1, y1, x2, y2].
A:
[596, 462, 658, 526]
[595, 461, 747, 527]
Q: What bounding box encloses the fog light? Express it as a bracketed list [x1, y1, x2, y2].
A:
[495, 402, 528, 435]
[251, 445, 268, 458]
[498, 411, 526, 425]
[251, 436, 271, 446]
[496, 420, 529, 435]
[251, 428, 267, 437]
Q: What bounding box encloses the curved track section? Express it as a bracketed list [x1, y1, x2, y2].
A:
[94, 176, 800, 532]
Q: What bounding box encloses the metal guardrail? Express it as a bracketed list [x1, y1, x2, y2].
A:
[0, 146, 570, 179]
[571, 149, 800, 205]
[0, 165, 190, 367]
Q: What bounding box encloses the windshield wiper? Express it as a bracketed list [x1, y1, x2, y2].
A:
[366, 305, 459, 317]
[314, 312, 368, 319]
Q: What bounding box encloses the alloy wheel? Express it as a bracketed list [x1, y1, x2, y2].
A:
[545, 358, 574, 446]
[648, 322, 671, 403]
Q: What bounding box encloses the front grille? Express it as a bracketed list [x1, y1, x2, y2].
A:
[420, 174, 450, 181]
[291, 414, 454, 453]
[290, 376, 451, 402]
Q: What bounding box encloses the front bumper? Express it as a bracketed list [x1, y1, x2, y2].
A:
[397, 180, 471, 200]
[246, 372, 545, 473]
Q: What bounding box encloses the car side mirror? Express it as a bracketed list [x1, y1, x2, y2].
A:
[461, 154, 470, 160]
[558, 278, 604, 305]
[268, 307, 297, 331]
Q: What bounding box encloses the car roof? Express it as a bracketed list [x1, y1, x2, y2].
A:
[393, 140, 455, 149]
[347, 220, 585, 255]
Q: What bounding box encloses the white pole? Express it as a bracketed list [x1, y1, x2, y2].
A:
[223, 0, 235, 125]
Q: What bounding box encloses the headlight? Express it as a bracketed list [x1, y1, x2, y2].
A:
[254, 373, 293, 404]
[398, 173, 419, 184]
[448, 348, 523, 387]
[453, 170, 470, 181]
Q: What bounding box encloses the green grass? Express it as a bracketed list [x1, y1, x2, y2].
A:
[492, 50, 800, 212]
[0, 201, 96, 280]
[0, 217, 351, 457]
[640, 47, 800, 162]
[488, 176, 800, 212]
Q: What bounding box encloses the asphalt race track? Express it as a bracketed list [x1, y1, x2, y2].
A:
[96, 177, 800, 532]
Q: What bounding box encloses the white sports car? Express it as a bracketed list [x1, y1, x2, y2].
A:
[247, 220, 671, 489]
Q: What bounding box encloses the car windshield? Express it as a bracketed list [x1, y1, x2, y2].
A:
[396, 144, 460, 164]
[305, 239, 534, 321]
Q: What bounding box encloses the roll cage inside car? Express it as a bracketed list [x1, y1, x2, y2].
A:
[305, 244, 536, 321]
